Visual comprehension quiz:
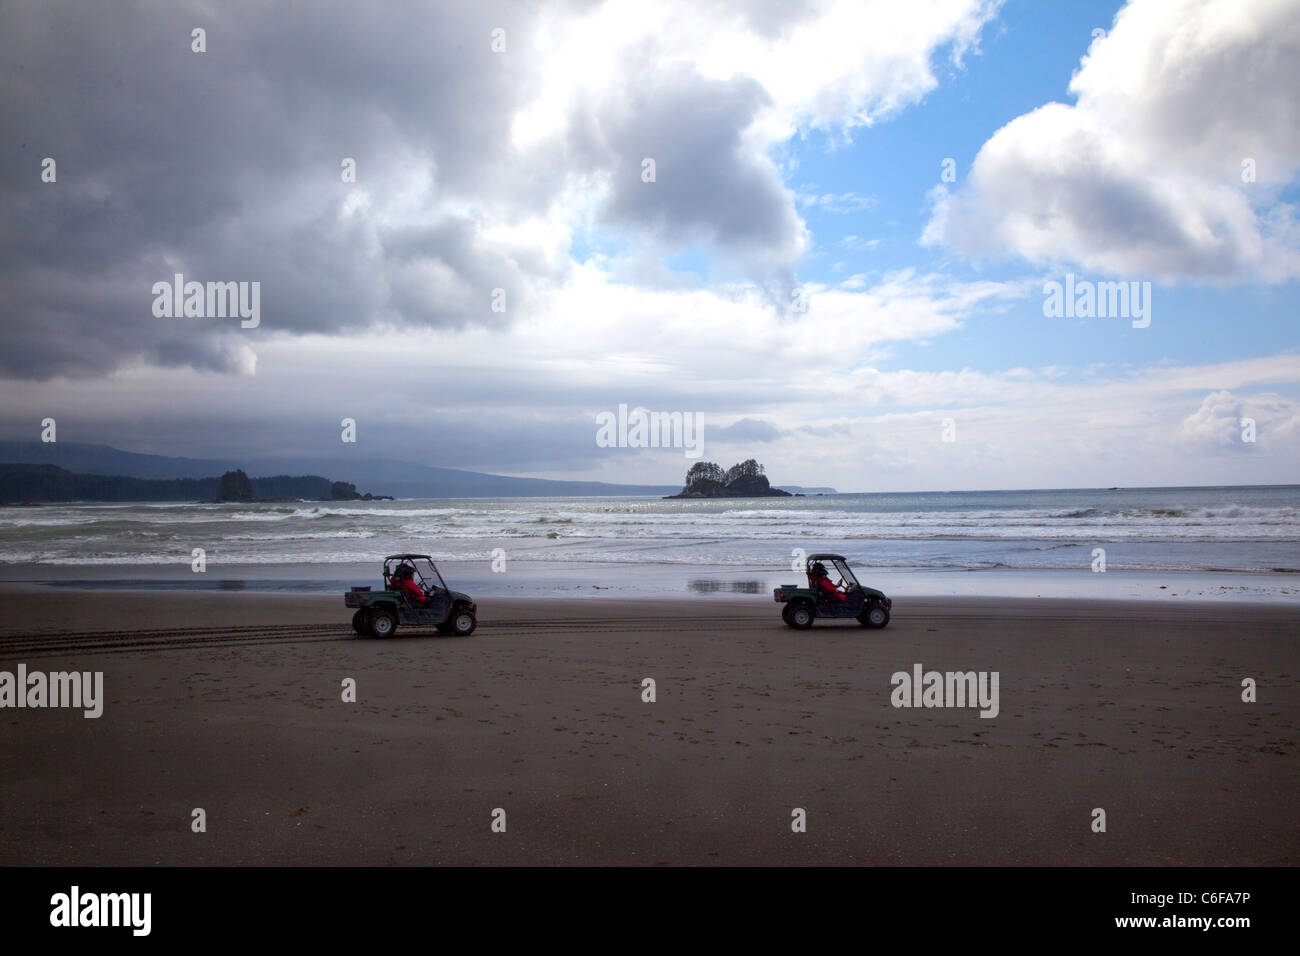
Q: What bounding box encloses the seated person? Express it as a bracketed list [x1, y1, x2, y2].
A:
[392, 563, 429, 605]
[809, 562, 847, 602]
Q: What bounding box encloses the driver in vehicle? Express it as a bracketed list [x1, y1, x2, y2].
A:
[393, 563, 429, 606]
[809, 561, 847, 602]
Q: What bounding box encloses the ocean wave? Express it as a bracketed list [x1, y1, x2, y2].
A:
[221, 530, 378, 541]
[3, 490, 1295, 571]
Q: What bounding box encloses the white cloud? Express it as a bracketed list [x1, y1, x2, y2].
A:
[1178, 390, 1248, 449]
[799, 191, 878, 214]
[1177, 389, 1300, 453]
[516, 0, 1003, 146]
[923, 0, 1300, 282]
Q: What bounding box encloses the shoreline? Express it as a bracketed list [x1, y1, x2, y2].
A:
[0, 561, 1296, 604]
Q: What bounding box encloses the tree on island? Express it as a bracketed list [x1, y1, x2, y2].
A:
[330, 481, 359, 500]
[216, 469, 256, 502]
[724, 459, 764, 485]
[685, 461, 724, 486]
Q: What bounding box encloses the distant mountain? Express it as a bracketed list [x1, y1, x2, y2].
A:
[0, 442, 240, 480]
[0, 464, 218, 503]
[775, 486, 838, 495]
[0, 464, 389, 503]
[0, 442, 679, 498]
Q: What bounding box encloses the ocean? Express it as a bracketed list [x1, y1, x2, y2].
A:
[1, 485, 1297, 602]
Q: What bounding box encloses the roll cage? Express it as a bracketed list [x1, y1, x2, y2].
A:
[383, 554, 449, 595]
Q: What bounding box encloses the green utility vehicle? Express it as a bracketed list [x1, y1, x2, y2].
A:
[774, 553, 891, 630]
[344, 554, 477, 638]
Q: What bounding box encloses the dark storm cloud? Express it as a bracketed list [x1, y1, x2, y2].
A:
[567, 59, 804, 293]
[0, 0, 563, 378]
[0, 0, 815, 380]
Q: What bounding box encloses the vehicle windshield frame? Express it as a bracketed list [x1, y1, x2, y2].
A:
[414, 558, 448, 592]
[829, 558, 860, 589]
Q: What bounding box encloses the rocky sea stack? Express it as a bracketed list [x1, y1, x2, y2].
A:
[664, 459, 792, 498]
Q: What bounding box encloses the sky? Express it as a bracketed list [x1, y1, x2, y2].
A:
[1, 0, 1297, 492]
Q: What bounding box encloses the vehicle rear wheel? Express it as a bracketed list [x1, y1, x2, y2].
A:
[351, 609, 367, 635]
[859, 604, 890, 629]
[368, 607, 398, 638]
[448, 607, 477, 636]
[786, 602, 814, 630]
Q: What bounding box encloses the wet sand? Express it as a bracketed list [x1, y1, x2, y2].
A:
[0, 589, 1296, 865]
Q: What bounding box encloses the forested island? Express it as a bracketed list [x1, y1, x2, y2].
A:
[665, 459, 793, 498]
[0, 465, 390, 504]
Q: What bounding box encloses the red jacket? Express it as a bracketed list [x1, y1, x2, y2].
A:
[816, 576, 846, 602]
[397, 578, 426, 604]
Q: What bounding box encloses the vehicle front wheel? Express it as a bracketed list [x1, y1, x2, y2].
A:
[351, 609, 367, 635]
[447, 607, 477, 636]
[368, 607, 398, 638]
[859, 604, 890, 629]
[786, 602, 815, 630]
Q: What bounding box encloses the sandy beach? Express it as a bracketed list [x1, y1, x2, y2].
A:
[0, 588, 1296, 866]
